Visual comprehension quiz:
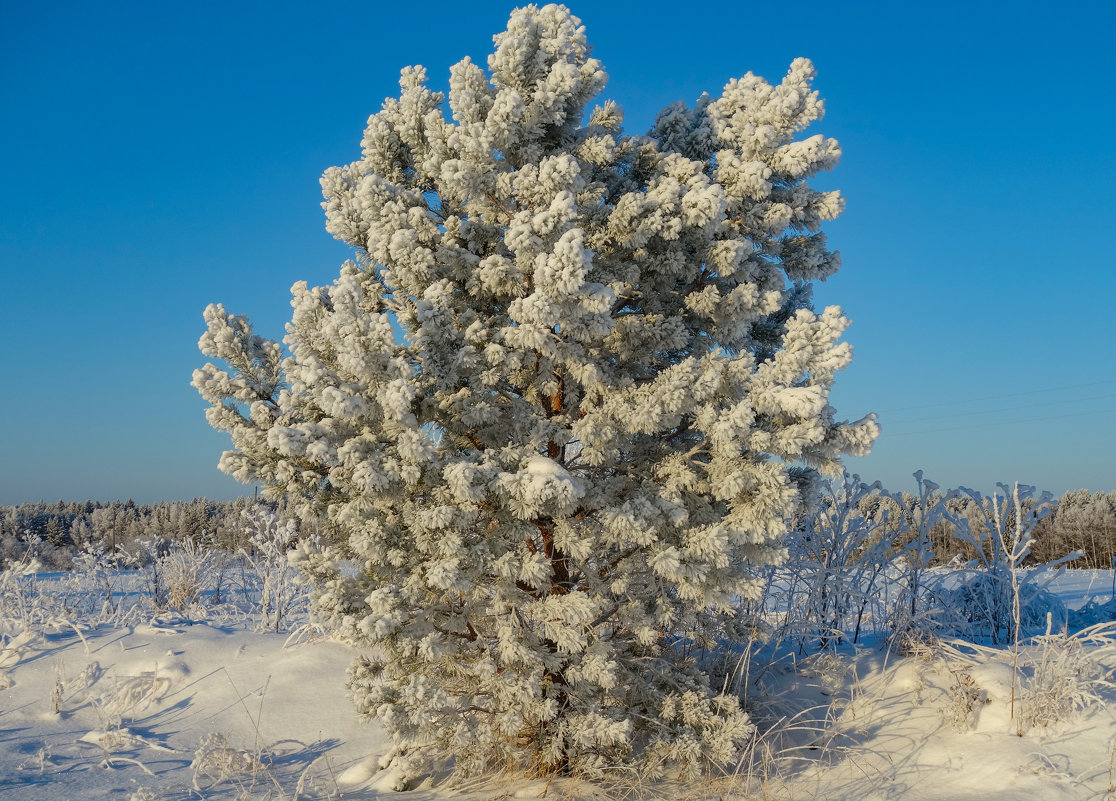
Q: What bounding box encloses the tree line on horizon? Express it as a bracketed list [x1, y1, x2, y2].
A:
[0, 496, 304, 569]
[2, 482, 1114, 572]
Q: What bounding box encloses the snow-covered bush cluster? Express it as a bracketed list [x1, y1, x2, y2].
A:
[1020, 624, 1114, 731]
[0, 506, 318, 636]
[238, 505, 315, 633]
[194, 1, 877, 783]
[770, 473, 1076, 650]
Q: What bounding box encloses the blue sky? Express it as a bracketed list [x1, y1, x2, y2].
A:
[1, 1, 1114, 504]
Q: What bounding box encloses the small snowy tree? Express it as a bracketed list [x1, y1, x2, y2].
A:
[948, 483, 1060, 644]
[193, 3, 876, 781]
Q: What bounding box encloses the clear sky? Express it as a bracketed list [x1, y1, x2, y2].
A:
[2, 0, 1114, 504]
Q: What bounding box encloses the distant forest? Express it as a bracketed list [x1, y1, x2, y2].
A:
[2, 485, 1115, 570]
[0, 497, 310, 569]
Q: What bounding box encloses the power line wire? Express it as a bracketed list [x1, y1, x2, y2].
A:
[886, 407, 1115, 437]
[887, 392, 1116, 425]
[879, 379, 1116, 413]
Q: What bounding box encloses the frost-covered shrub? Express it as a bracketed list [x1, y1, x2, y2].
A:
[783, 473, 901, 647]
[941, 483, 1060, 644]
[944, 669, 989, 731]
[133, 537, 172, 609]
[0, 548, 51, 631]
[889, 472, 957, 631]
[193, 3, 875, 781]
[937, 573, 1066, 642]
[191, 732, 264, 792]
[156, 538, 223, 610]
[68, 542, 137, 618]
[239, 506, 309, 632]
[1020, 625, 1113, 731]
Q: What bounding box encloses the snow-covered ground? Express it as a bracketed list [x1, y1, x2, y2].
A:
[753, 632, 1116, 801]
[1042, 568, 1116, 611]
[2, 568, 1115, 800]
[0, 617, 388, 800]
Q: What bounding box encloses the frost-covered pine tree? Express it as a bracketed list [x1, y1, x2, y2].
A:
[193, 3, 876, 782]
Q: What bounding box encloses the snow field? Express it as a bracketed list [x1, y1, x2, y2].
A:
[0, 615, 386, 800]
[3, 562, 1116, 800]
